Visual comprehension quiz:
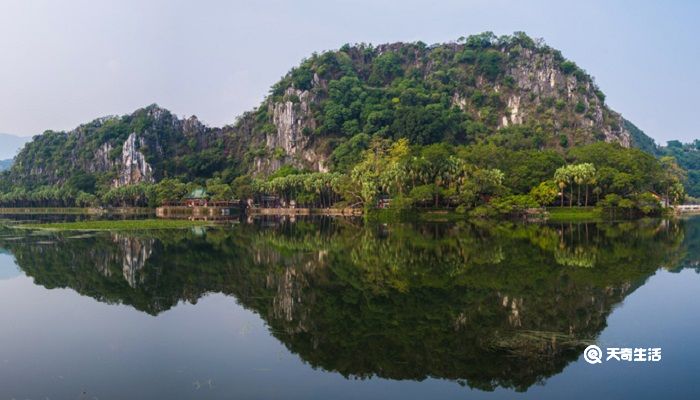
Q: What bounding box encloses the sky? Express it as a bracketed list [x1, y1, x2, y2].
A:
[0, 0, 697, 144]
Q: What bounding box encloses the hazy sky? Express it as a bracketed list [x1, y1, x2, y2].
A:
[0, 0, 697, 144]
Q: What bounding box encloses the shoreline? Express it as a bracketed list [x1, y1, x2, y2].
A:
[247, 207, 363, 217]
[0, 207, 153, 215]
[1, 206, 697, 223]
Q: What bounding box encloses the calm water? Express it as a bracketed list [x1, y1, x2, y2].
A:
[0, 216, 699, 399]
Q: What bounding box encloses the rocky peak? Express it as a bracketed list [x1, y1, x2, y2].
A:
[113, 132, 154, 187]
[143, 104, 170, 121]
[183, 115, 205, 136]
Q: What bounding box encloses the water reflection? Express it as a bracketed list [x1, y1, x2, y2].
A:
[0, 217, 693, 392]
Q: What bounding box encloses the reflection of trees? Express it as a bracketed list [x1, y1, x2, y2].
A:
[669, 217, 700, 272]
[554, 246, 596, 268]
[250, 220, 682, 391]
[0, 218, 689, 391]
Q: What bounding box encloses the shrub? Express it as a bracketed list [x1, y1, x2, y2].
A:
[635, 192, 662, 215]
[389, 195, 414, 210]
[530, 181, 559, 206]
[503, 75, 516, 88]
[409, 184, 437, 206]
[272, 147, 286, 160]
[559, 135, 569, 148]
[560, 60, 577, 74]
[469, 205, 497, 218]
[599, 193, 621, 207]
[455, 49, 477, 63]
[290, 66, 313, 90]
[594, 89, 606, 103]
[487, 194, 539, 216]
[476, 50, 504, 81]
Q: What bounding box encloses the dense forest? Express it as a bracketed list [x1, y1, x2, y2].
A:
[0, 32, 693, 215]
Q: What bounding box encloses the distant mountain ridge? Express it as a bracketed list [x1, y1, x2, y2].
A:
[615, 120, 700, 197]
[0, 133, 30, 160]
[0, 159, 13, 172]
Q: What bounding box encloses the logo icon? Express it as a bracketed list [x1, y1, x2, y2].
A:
[583, 345, 603, 364]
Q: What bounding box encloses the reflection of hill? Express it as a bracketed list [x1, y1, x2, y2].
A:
[0, 218, 688, 391]
[673, 216, 700, 272]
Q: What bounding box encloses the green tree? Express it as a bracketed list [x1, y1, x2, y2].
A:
[530, 181, 559, 207]
[155, 178, 188, 205]
[206, 178, 234, 201]
[659, 156, 686, 206]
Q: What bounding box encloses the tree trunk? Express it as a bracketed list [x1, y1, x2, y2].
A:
[585, 184, 589, 207]
[569, 185, 573, 207]
[560, 189, 564, 207]
[577, 185, 581, 207]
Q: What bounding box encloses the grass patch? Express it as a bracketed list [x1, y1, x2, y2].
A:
[17, 219, 213, 231]
[546, 207, 602, 221]
[417, 210, 468, 222]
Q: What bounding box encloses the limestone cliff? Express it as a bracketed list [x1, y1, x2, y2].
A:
[251, 85, 328, 174]
[501, 47, 630, 146]
[113, 133, 154, 187]
[3, 104, 227, 189]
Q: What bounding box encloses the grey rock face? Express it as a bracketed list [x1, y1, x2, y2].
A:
[113, 132, 154, 187]
[505, 48, 631, 147]
[255, 86, 328, 174]
[92, 142, 115, 173]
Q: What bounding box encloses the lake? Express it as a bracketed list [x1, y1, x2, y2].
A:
[0, 216, 699, 399]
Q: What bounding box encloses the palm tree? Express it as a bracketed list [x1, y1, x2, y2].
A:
[571, 165, 585, 207]
[554, 167, 571, 208]
[579, 163, 596, 207]
[593, 186, 602, 204]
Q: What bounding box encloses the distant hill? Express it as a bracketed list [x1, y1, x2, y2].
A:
[3, 32, 644, 193]
[0, 133, 30, 160]
[624, 119, 660, 156]
[659, 140, 700, 197]
[0, 159, 12, 172]
[614, 122, 699, 198]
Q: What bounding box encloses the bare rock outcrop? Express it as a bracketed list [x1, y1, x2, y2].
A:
[254, 85, 329, 175]
[113, 132, 154, 187]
